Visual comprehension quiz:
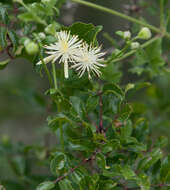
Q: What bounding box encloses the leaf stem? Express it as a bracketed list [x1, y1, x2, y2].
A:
[52, 63, 58, 89]
[160, 0, 165, 29]
[108, 36, 161, 64]
[57, 103, 64, 152]
[39, 53, 53, 87]
[72, 0, 170, 39]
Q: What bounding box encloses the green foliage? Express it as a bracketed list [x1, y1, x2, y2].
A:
[0, 0, 170, 190]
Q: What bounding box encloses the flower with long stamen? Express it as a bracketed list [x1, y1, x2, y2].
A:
[71, 43, 105, 79]
[36, 31, 82, 78]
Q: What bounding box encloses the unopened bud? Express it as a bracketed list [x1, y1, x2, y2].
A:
[13, 0, 23, 3]
[38, 32, 46, 40]
[41, 0, 51, 3]
[25, 41, 39, 55]
[138, 27, 152, 40]
[131, 42, 140, 49]
[123, 31, 131, 40]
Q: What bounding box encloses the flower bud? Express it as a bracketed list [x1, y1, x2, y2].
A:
[123, 31, 131, 40]
[138, 27, 151, 40]
[38, 32, 46, 40]
[13, 0, 23, 3]
[25, 41, 39, 55]
[41, 0, 51, 3]
[131, 42, 140, 49]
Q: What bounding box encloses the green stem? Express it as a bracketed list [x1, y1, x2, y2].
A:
[60, 122, 64, 152]
[160, 0, 164, 29]
[57, 104, 64, 152]
[52, 63, 58, 89]
[72, 0, 170, 39]
[20, 1, 47, 26]
[40, 54, 53, 87]
[103, 32, 117, 46]
[110, 36, 160, 64]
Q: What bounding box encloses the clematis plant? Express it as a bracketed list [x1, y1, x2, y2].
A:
[0, 0, 170, 190]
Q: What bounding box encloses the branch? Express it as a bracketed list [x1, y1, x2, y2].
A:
[72, 0, 170, 39]
[53, 152, 96, 183]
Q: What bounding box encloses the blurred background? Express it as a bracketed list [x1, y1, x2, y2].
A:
[0, 0, 170, 153]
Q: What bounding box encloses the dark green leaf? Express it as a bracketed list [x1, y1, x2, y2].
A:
[58, 179, 74, 190]
[0, 59, 10, 70]
[0, 7, 9, 25]
[160, 154, 170, 183]
[86, 96, 98, 112]
[63, 22, 102, 45]
[136, 173, 150, 190]
[70, 96, 83, 117]
[36, 181, 55, 190]
[103, 83, 124, 100]
[8, 30, 18, 52]
[0, 27, 7, 48]
[10, 156, 26, 176]
[50, 153, 66, 175]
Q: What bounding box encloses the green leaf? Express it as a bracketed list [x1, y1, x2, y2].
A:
[18, 12, 35, 22]
[96, 153, 106, 169]
[160, 154, 170, 183]
[56, 0, 66, 8]
[136, 173, 150, 190]
[154, 136, 168, 148]
[36, 181, 55, 190]
[101, 62, 122, 83]
[59, 179, 74, 190]
[0, 7, 9, 25]
[0, 59, 10, 70]
[63, 22, 102, 45]
[45, 22, 61, 35]
[119, 104, 133, 122]
[0, 27, 7, 48]
[86, 95, 98, 112]
[120, 165, 136, 180]
[103, 83, 124, 100]
[146, 38, 162, 60]
[8, 30, 18, 52]
[50, 153, 66, 175]
[10, 156, 26, 176]
[70, 96, 83, 117]
[125, 83, 135, 94]
[138, 148, 163, 171]
[120, 120, 132, 139]
[70, 170, 84, 184]
[47, 113, 75, 131]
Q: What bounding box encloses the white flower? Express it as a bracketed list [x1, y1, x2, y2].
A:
[36, 31, 82, 78]
[71, 43, 105, 79]
[123, 31, 131, 40]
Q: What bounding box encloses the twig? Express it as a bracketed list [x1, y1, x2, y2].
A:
[72, 0, 170, 39]
[97, 91, 105, 134]
[53, 152, 96, 183]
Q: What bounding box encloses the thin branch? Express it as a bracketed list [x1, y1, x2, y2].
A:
[53, 152, 96, 183]
[72, 0, 170, 39]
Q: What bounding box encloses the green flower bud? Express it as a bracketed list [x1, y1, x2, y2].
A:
[123, 31, 131, 40]
[131, 42, 140, 49]
[41, 0, 51, 4]
[20, 37, 31, 46]
[38, 32, 46, 40]
[25, 41, 39, 55]
[138, 27, 152, 40]
[13, 0, 23, 3]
